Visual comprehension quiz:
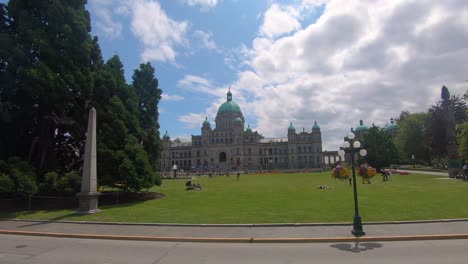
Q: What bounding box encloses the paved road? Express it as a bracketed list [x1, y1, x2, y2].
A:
[1, 234, 468, 264]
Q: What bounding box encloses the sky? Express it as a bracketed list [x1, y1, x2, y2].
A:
[6, 0, 468, 151]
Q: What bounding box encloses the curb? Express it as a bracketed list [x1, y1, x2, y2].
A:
[1, 230, 468, 243]
[4, 218, 468, 227]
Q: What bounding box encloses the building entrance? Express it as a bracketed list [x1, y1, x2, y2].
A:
[219, 152, 227, 169]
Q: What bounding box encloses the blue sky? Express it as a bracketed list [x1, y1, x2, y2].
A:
[4, 0, 468, 150]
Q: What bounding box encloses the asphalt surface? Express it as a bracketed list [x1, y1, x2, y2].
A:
[2, 234, 468, 264]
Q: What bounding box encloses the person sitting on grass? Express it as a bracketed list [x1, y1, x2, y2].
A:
[317, 184, 331, 189]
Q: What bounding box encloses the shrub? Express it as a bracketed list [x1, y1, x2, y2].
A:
[56, 171, 81, 194]
[0, 173, 15, 193]
[38, 171, 59, 194]
[0, 157, 38, 195]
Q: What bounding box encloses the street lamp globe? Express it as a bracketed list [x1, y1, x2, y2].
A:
[353, 141, 361, 148]
[359, 149, 367, 157]
[343, 141, 350, 149]
[338, 149, 345, 157]
[348, 132, 356, 139]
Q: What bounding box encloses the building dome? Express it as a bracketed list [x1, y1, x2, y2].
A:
[163, 131, 170, 139]
[312, 121, 320, 130]
[384, 118, 398, 132]
[203, 117, 210, 126]
[288, 122, 296, 131]
[234, 117, 242, 123]
[246, 124, 252, 132]
[355, 120, 369, 132]
[217, 89, 242, 114]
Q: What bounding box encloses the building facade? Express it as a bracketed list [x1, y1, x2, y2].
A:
[160, 90, 324, 172]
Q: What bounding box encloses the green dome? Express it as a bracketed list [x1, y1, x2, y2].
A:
[355, 120, 369, 132]
[203, 117, 210, 126]
[163, 131, 170, 139]
[385, 118, 398, 132]
[288, 122, 295, 131]
[217, 89, 242, 114]
[246, 124, 252, 132]
[234, 117, 242, 122]
[312, 121, 320, 129]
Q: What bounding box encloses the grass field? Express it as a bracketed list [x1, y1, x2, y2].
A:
[2, 172, 468, 223]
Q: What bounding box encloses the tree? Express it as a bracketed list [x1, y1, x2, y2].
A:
[92, 55, 161, 191]
[1, 0, 96, 175]
[394, 113, 431, 164]
[0, 2, 162, 194]
[132, 62, 162, 170]
[457, 123, 468, 161]
[458, 91, 468, 160]
[395, 110, 410, 124]
[427, 94, 467, 158]
[116, 135, 158, 192]
[360, 126, 399, 171]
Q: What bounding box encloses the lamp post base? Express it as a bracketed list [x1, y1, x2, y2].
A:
[351, 216, 365, 237]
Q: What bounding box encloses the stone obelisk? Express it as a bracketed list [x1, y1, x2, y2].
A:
[77, 107, 101, 214]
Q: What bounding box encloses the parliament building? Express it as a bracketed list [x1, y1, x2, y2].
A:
[160, 90, 324, 172]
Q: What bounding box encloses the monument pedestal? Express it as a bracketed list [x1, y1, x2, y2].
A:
[77, 192, 101, 214]
[447, 144, 461, 178]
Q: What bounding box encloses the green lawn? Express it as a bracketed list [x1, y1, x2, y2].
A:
[2, 172, 468, 223]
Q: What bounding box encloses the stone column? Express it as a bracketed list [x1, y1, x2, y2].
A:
[77, 107, 101, 214]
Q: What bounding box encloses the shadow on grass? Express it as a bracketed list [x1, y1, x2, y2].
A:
[0, 211, 22, 220]
[330, 241, 383, 253]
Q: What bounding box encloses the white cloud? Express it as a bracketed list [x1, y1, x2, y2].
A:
[89, 0, 125, 39]
[224, 0, 468, 150]
[161, 93, 184, 101]
[90, 0, 188, 62]
[131, 0, 188, 62]
[193, 30, 218, 51]
[178, 74, 212, 87]
[177, 74, 223, 96]
[178, 113, 208, 129]
[260, 4, 301, 39]
[182, 0, 219, 11]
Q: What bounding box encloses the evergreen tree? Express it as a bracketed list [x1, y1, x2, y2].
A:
[1, 0, 95, 175]
[93, 55, 160, 191]
[457, 92, 468, 160]
[426, 95, 467, 159]
[132, 62, 162, 170]
[1, 2, 162, 193]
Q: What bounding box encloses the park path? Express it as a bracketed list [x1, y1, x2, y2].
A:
[396, 169, 448, 176]
[2, 219, 468, 242]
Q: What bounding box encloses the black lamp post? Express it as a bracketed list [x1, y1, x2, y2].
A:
[339, 131, 367, 237]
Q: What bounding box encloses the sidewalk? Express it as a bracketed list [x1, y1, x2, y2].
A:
[2, 219, 468, 243]
[396, 169, 448, 176]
